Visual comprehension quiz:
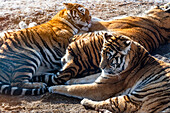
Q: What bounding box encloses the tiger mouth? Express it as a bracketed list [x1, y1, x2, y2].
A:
[103, 69, 115, 75]
[77, 24, 85, 28]
[103, 68, 122, 75]
[77, 22, 91, 28]
[87, 23, 91, 28]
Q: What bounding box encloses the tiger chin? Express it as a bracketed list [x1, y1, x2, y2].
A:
[49, 32, 170, 112]
[90, 3, 170, 52]
[0, 3, 91, 95]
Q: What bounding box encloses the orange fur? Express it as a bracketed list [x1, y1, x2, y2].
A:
[90, 4, 170, 52]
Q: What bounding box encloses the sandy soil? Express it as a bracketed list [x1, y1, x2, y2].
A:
[0, 0, 169, 113]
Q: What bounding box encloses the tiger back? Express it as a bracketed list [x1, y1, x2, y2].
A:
[0, 3, 91, 95]
[90, 3, 170, 52]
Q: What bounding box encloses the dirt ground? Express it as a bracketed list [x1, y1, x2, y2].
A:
[0, 0, 169, 113]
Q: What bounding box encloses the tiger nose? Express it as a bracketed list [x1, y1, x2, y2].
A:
[86, 20, 91, 25]
[86, 15, 91, 24]
[88, 20, 91, 24]
[61, 57, 66, 66]
[99, 61, 107, 69]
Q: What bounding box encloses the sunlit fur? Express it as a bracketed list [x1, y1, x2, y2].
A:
[57, 31, 105, 82]
[81, 34, 170, 112]
[32, 31, 105, 85]
[49, 33, 170, 113]
[34, 3, 170, 86]
[0, 3, 91, 95]
[52, 31, 130, 84]
[90, 3, 170, 52]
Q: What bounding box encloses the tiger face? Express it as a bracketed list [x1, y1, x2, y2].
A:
[64, 3, 92, 31]
[100, 33, 131, 75]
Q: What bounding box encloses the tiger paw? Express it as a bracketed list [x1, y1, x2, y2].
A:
[41, 83, 48, 94]
[48, 85, 69, 94]
[48, 86, 53, 93]
[81, 98, 96, 110]
[48, 86, 62, 93]
[33, 82, 47, 89]
[20, 81, 47, 89]
[41, 83, 47, 89]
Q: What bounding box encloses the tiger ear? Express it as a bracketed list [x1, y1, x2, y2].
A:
[157, 3, 170, 13]
[161, 3, 170, 13]
[63, 3, 74, 10]
[121, 40, 132, 55]
[103, 32, 113, 42]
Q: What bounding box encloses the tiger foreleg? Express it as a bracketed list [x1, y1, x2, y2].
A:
[4, 80, 48, 95]
[81, 95, 139, 112]
[32, 61, 78, 86]
[81, 98, 113, 112]
[48, 83, 114, 100]
[65, 73, 101, 85]
[19, 80, 47, 89]
[32, 73, 67, 86]
[33, 72, 101, 87]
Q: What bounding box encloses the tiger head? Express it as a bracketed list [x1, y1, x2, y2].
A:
[100, 33, 132, 75]
[63, 3, 92, 31]
[146, 3, 170, 28]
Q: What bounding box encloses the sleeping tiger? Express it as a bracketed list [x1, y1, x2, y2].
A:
[32, 3, 170, 86]
[0, 3, 91, 95]
[49, 32, 170, 112]
[90, 3, 170, 52]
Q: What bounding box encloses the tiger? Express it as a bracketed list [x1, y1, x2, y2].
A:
[48, 32, 170, 113]
[0, 3, 91, 95]
[89, 3, 170, 52]
[32, 3, 170, 86]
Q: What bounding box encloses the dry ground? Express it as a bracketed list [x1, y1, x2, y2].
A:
[0, 0, 169, 113]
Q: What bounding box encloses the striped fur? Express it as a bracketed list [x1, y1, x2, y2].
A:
[90, 3, 170, 52]
[49, 33, 170, 112]
[33, 3, 170, 86]
[0, 3, 91, 95]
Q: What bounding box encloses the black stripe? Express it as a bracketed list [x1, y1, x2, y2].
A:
[132, 84, 170, 99]
[149, 98, 170, 113]
[30, 31, 53, 68]
[20, 30, 34, 49]
[0, 70, 9, 81]
[136, 67, 169, 89]
[13, 88, 22, 95]
[123, 96, 127, 111]
[56, 18, 78, 32]
[116, 21, 162, 49]
[34, 30, 63, 68]
[3, 35, 41, 66]
[13, 33, 21, 46]
[113, 97, 120, 112]
[141, 31, 156, 51]
[14, 68, 34, 74]
[25, 89, 32, 95]
[2, 86, 9, 94]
